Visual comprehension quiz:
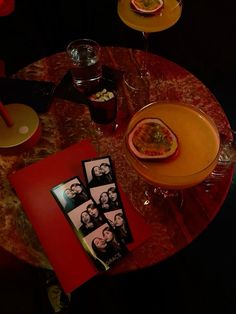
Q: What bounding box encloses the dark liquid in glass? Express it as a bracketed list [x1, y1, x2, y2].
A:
[89, 96, 117, 124]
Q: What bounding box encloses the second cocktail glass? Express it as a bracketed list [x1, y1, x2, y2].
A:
[117, 0, 183, 97]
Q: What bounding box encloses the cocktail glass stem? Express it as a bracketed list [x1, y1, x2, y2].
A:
[140, 31, 150, 78]
[144, 186, 184, 209]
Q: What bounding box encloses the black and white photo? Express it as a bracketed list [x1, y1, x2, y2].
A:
[51, 177, 89, 213]
[82, 156, 115, 188]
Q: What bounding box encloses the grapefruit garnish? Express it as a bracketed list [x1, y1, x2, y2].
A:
[127, 118, 179, 160]
[130, 0, 164, 15]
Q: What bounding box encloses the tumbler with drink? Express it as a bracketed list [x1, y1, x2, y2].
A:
[66, 39, 117, 127]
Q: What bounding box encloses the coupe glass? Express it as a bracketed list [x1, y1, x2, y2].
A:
[117, 0, 183, 81]
[123, 101, 221, 208]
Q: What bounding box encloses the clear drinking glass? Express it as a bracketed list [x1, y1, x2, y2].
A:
[66, 38, 103, 94]
[123, 72, 149, 113]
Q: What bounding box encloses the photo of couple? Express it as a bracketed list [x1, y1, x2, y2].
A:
[104, 209, 133, 244]
[78, 202, 107, 236]
[52, 177, 89, 213]
[83, 157, 114, 188]
[97, 185, 123, 212]
[84, 223, 128, 267]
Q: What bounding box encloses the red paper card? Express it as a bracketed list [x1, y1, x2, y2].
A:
[8, 140, 151, 292]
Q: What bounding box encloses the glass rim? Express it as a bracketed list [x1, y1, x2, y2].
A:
[123, 72, 147, 91]
[66, 38, 101, 53]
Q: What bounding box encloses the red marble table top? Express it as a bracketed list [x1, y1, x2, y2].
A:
[0, 47, 233, 273]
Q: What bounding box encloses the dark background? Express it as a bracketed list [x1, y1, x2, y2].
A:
[0, 1, 236, 313]
[0, 0, 235, 128]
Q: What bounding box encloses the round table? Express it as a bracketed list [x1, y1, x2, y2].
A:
[0, 47, 233, 273]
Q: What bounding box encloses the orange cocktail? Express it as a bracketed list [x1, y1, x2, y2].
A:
[117, 0, 182, 33]
[124, 102, 220, 189]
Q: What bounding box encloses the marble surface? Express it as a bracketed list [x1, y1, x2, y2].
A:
[0, 47, 233, 273]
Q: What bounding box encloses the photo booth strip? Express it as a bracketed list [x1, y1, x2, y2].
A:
[82, 156, 133, 244]
[51, 175, 127, 270]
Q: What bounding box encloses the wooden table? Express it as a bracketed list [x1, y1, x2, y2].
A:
[0, 47, 234, 273]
